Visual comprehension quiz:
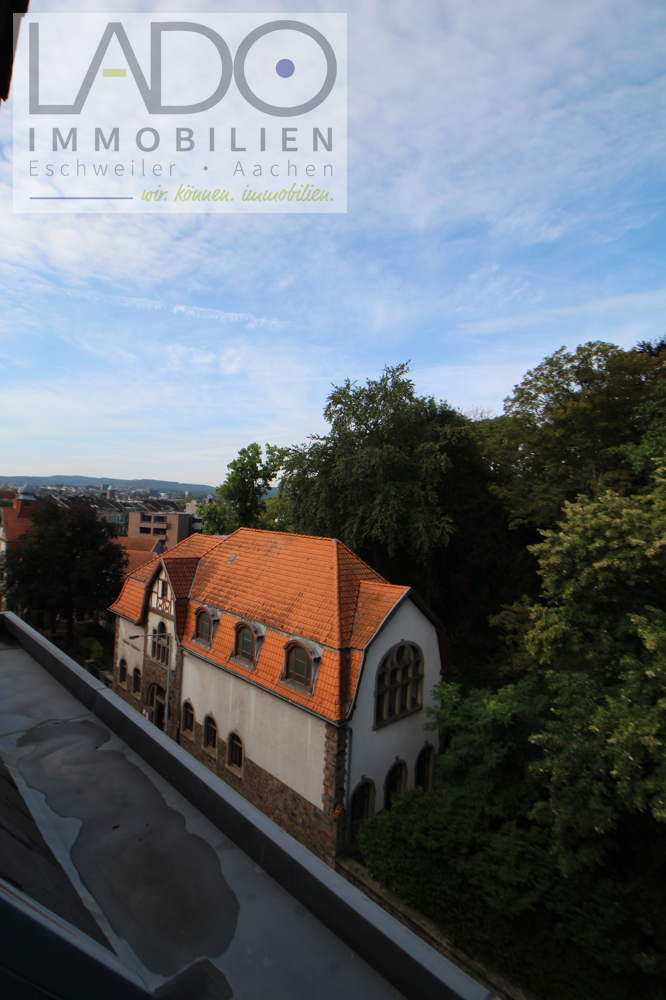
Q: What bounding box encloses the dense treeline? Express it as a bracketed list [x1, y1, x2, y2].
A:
[205, 338, 666, 999]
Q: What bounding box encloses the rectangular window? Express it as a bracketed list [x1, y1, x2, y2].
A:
[140, 514, 152, 523]
[139, 527, 151, 535]
[153, 528, 166, 535]
[154, 515, 166, 523]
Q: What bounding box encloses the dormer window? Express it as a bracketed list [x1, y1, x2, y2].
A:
[284, 644, 312, 689]
[195, 611, 212, 643]
[234, 625, 254, 661]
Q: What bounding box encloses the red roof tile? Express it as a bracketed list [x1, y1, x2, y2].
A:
[0, 508, 34, 547]
[114, 537, 160, 552]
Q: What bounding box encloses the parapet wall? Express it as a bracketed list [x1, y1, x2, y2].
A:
[1, 612, 493, 1000]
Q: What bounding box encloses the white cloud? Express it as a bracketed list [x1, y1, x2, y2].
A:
[0, 0, 664, 478]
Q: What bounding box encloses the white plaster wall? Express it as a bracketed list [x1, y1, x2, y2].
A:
[116, 616, 145, 676]
[348, 599, 440, 811]
[182, 651, 328, 809]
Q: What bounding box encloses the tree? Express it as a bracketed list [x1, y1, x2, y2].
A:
[3, 501, 127, 646]
[199, 443, 287, 535]
[475, 341, 666, 530]
[281, 363, 529, 673]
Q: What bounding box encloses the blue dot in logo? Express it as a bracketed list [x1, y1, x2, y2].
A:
[276, 59, 295, 78]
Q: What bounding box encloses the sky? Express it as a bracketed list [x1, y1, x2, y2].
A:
[0, 0, 664, 485]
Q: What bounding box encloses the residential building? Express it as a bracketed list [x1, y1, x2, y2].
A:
[0, 484, 39, 557]
[109, 528, 444, 864]
[126, 509, 196, 549]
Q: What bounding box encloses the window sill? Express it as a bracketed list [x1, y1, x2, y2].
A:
[180, 729, 194, 741]
[191, 638, 212, 650]
[372, 704, 423, 731]
[226, 763, 243, 778]
[279, 677, 314, 697]
[203, 745, 218, 758]
[229, 655, 256, 671]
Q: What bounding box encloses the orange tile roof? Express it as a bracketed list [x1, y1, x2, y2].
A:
[350, 580, 409, 650]
[0, 508, 34, 547]
[110, 578, 147, 624]
[191, 529, 388, 648]
[124, 551, 159, 575]
[163, 557, 200, 600]
[109, 528, 416, 722]
[114, 537, 159, 552]
[164, 534, 225, 559]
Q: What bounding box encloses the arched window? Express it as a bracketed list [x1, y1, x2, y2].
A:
[147, 683, 166, 731]
[204, 715, 217, 750]
[118, 659, 127, 684]
[227, 732, 244, 771]
[195, 611, 212, 643]
[415, 746, 435, 791]
[375, 643, 424, 727]
[132, 668, 141, 694]
[384, 761, 407, 811]
[151, 621, 170, 667]
[182, 701, 194, 732]
[350, 780, 375, 849]
[284, 644, 312, 688]
[234, 625, 254, 661]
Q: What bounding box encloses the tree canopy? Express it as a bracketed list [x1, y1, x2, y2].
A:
[475, 339, 666, 529]
[4, 501, 127, 645]
[199, 442, 287, 535]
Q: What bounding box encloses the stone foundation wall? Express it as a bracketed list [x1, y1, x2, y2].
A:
[181, 720, 346, 864]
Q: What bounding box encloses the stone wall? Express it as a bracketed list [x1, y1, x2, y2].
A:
[181, 719, 347, 864]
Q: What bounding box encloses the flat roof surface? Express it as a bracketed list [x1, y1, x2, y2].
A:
[0, 633, 405, 999]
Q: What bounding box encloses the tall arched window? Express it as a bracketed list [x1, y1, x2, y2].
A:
[384, 761, 407, 811]
[132, 668, 141, 694]
[118, 659, 127, 684]
[227, 732, 244, 771]
[151, 621, 170, 666]
[375, 643, 424, 727]
[234, 625, 255, 661]
[182, 701, 194, 733]
[204, 715, 217, 750]
[195, 611, 211, 643]
[284, 644, 312, 688]
[415, 745, 435, 791]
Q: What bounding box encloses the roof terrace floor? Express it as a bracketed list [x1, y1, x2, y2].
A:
[0, 634, 405, 999]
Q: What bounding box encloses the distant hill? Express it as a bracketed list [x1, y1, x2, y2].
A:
[0, 475, 216, 494]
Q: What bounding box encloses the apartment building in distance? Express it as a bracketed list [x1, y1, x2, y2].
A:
[109, 528, 444, 863]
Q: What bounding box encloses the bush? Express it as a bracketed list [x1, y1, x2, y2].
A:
[359, 790, 665, 1000]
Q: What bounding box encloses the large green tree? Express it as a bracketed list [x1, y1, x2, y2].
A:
[475, 340, 666, 530]
[199, 442, 287, 535]
[281, 363, 533, 673]
[360, 464, 666, 999]
[4, 501, 127, 646]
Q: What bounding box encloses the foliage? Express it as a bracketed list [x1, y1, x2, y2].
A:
[256, 493, 294, 532]
[475, 340, 666, 529]
[425, 677, 548, 826]
[281, 363, 527, 672]
[3, 501, 127, 646]
[359, 790, 663, 1000]
[79, 636, 104, 663]
[360, 464, 666, 999]
[199, 442, 287, 535]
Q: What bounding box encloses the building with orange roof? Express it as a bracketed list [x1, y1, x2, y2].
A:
[109, 527, 444, 863]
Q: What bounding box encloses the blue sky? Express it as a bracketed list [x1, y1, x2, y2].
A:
[1, 0, 664, 485]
